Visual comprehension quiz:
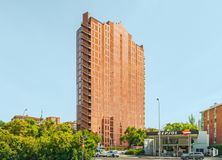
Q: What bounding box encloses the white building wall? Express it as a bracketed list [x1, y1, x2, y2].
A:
[193, 131, 209, 154]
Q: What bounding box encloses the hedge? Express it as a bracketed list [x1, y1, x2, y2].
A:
[210, 144, 222, 155]
[125, 148, 144, 155]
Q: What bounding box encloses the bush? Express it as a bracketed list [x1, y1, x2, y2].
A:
[210, 144, 222, 155]
[125, 148, 144, 155]
[106, 146, 126, 151]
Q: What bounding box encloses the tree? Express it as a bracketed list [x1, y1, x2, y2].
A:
[3, 119, 39, 137]
[0, 141, 15, 160]
[164, 122, 198, 131]
[0, 120, 5, 128]
[0, 119, 101, 160]
[188, 114, 196, 125]
[147, 128, 158, 132]
[72, 130, 101, 160]
[121, 127, 147, 148]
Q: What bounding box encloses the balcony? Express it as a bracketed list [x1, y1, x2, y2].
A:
[82, 69, 91, 77]
[83, 98, 91, 104]
[81, 23, 91, 29]
[81, 110, 91, 117]
[81, 41, 91, 50]
[81, 48, 91, 56]
[81, 34, 91, 42]
[82, 75, 91, 83]
[82, 47, 90, 53]
[82, 81, 91, 89]
[82, 101, 91, 107]
[82, 55, 91, 63]
[82, 62, 91, 69]
[82, 90, 91, 97]
[81, 27, 90, 36]
[81, 117, 90, 124]
[80, 120, 91, 129]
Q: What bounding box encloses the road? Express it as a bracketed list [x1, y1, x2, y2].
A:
[94, 156, 222, 160]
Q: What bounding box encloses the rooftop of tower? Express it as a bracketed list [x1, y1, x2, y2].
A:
[82, 12, 144, 48]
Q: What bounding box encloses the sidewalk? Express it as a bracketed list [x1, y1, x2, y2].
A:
[120, 155, 180, 159]
[120, 155, 222, 159]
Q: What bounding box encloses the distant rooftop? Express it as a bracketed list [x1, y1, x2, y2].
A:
[200, 103, 222, 113]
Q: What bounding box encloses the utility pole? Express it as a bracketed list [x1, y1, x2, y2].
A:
[82, 136, 84, 160]
[157, 98, 161, 157]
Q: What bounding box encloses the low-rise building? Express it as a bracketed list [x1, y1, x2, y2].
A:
[11, 115, 43, 122]
[192, 131, 209, 154]
[64, 121, 78, 131]
[200, 103, 222, 145]
[144, 130, 209, 156]
[12, 115, 61, 124]
[46, 116, 60, 124]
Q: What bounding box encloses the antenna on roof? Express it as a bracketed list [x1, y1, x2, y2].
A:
[23, 108, 28, 116]
[40, 109, 43, 119]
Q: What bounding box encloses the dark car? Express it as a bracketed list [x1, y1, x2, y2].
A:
[181, 152, 204, 160]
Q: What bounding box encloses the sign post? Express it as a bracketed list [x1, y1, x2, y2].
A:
[182, 129, 191, 153]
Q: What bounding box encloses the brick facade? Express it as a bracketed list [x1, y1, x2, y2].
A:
[201, 103, 222, 145]
[76, 12, 145, 147]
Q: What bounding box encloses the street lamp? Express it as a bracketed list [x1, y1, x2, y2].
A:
[156, 98, 161, 157]
[109, 137, 112, 151]
[81, 135, 87, 160]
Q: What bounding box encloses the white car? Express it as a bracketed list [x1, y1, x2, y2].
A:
[95, 150, 108, 157]
[107, 150, 120, 157]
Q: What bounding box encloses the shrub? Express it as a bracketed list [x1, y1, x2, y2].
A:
[210, 144, 222, 155]
[125, 148, 144, 155]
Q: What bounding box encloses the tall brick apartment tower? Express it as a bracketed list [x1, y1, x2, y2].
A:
[76, 12, 145, 147]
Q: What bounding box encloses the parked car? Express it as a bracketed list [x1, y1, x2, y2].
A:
[107, 150, 120, 157]
[95, 150, 108, 157]
[181, 152, 204, 160]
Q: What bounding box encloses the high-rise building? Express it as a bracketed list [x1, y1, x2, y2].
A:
[200, 103, 222, 145]
[76, 12, 145, 147]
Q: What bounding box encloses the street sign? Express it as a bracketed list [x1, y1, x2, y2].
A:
[182, 129, 191, 136]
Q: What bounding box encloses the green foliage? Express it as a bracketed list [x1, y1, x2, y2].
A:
[147, 128, 158, 132]
[0, 120, 5, 128]
[121, 127, 147, 148]
[0, 119, 101, 160]
[210, 144, 222, 155]
[164, 122, 198, 131]
[188, 114, 196, 125]
[3, 119, 39, 137]
[125, 148, 144, 155]
[0, 141, 15, 160]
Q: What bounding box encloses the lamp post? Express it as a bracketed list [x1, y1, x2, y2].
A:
[82, 135, 87, 160]
[157, 98, 161, 157]
[109, 137, 112, 151]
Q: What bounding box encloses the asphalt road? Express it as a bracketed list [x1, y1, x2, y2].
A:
[94, 156, 222, 160]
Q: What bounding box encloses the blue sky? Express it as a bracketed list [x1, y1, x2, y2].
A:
[1, 0, 222, 128]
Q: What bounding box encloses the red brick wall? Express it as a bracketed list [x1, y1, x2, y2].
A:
[77, 13, 145, 147]
[202, 105, 222, 145]
[216, 106, 222, 144]
[209, 109, 214, 144]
